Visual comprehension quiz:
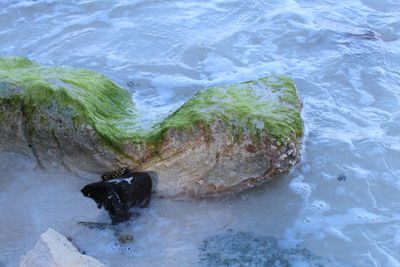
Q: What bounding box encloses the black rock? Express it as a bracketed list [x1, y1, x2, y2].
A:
[81, 172, 152, 225]
[337, 173, 346, 182]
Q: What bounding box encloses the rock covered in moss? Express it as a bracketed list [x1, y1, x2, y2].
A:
[0, 56, 303, 197]
[0, 56, 139, 173]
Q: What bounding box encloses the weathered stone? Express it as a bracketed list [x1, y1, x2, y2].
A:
[199, 231, 350, 266]
[0, 56, 303, 197]
[19, 228, 106, 267]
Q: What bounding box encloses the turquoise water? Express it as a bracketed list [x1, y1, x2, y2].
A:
[1, 0, 400, 266]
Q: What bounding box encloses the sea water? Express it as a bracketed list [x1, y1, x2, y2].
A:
[0, 0, 399, 266]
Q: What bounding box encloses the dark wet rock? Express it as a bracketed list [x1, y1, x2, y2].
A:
[337, 173, 346, 182]
[199, 231, 352, 267]
[81, 172, 152, 224]
[118, 234, 134, 244]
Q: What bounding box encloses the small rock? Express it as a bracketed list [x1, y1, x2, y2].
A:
[118, 234, 134, 244]
[127, 81, 136, 87]
[337, 173, 346, 182]
[278, 154, 287, 160]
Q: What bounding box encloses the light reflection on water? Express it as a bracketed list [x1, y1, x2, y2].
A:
[0, 0, 400, 266]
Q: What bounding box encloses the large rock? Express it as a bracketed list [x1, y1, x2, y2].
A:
[0, 56, 303, 197]
[19, 228, 106, 267]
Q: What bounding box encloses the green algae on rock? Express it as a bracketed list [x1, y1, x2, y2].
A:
[0, 56, 137, 147]
[0, 56, 303, 197]
[154, 75, 303, 145]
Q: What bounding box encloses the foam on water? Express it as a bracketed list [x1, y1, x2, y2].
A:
[1, 0, 400, 266]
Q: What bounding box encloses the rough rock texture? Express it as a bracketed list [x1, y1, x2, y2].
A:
[199, 231, 346, 266]
[19, 228, 106, 267]
[0, 56, 303, 197]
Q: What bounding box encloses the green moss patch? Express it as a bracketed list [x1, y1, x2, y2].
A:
[0, 56, 136, 148]
[151, 75, 303, 145]
[0, 56, 303, 154]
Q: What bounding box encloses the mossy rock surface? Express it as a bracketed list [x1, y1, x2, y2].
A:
[0, 56, 303, 196]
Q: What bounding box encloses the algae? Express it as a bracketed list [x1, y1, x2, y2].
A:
[151, 76, 303, 145]
[0, 56, 136, 148]
[0, 56, 303, 153]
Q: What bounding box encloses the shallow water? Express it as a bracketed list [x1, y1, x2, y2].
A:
[1, 0, 400, 266]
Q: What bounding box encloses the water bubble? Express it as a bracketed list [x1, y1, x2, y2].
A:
[240, 193, 249, 200]
[289, 181, 312, 200]
[308, 200, 330, 214]
[359, 93, 375, 105]
[349, 208, 384, 224]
